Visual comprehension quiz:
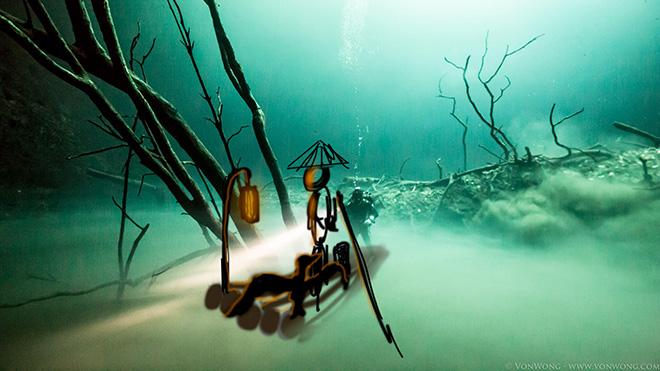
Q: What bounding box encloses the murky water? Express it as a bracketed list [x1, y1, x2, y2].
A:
[1, 198, 658, 369]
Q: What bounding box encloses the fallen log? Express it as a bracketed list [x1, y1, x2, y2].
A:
[86, 168, 166, 202]
[613, 122, 660, 147]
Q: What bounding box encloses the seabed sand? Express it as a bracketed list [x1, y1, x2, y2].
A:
[1, 199, 659, 370]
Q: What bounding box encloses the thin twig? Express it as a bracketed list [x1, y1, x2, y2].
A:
[444, 32, 544, 163]
[227, 125, 249, 144]
[198, 222, 219, 248]
[67, 144, 127, 160]
[123, 223, 150, 279]
[435, 158, 443, 180]
[167, 0, 236, 169]
[0, 244, 215, 309]
[26, 272, 60, 283]
[484, 33, 544, 84]
[111, 197, 145, 230]
[444, 57, 464, 71]
[128, 23, 157, 82]
[260, 175, 302, 192]
[437, 76, 468, 170]
[549, 103, 584, 157]
[0, 280, 123, 308]
[182, 161, 221, 218]
[138, 173, 156, 197]
[479, 144, 503, 161]
[399, 156, 413, 179]
[86, 118, 121, 140]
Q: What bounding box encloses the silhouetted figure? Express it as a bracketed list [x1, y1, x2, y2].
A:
[344, 187, 378, 246]
[224, 253, 348, 319]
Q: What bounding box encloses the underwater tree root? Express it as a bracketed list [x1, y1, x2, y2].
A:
[0, 246, 217, 309]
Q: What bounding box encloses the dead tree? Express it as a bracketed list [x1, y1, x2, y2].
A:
[203, 0, 297, 229]
[0, 1, 296, 243]
[549, 103, 584, 157]
[613, 122, 660, 148]
[438, 74, 468, 171]
[444, 31, 543, 163]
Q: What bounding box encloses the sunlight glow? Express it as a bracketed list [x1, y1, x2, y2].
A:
[154, 225, 310, 294]
[71, 298, 188, 338]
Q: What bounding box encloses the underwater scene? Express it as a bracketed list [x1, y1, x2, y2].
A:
[1, 0, 660, 369]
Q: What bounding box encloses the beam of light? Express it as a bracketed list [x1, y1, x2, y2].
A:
[85, 298, 187, 333]
[239, 224, 309, 262]
[153, 225, 310, 294]
[52, 297, 188, 344]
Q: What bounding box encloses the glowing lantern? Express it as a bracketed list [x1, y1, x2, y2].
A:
[239, 182, 260, 223]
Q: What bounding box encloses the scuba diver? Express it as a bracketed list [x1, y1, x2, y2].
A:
[344, 187, 379, 246]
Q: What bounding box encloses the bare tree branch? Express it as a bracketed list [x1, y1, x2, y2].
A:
[204, 0, 297, 228]
[227, 125, 249, 144]
[2, 0, 259, 246]
[549, 103, 584, 157]
[67, 143, 128, 159]
[112, 197, 146, 230]
[613, 122, 660, 147]
[479, 144, 503, 161]
[399, 156, 413, 179]
[442, 32, 542, 163]
[86, 117, 121, 140]
[438, 75, 468, 171]
[167, 0, 238, 170]
[0, 243, 214, 309]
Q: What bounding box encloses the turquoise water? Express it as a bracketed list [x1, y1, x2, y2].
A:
[1, 199, 659, 369]
[1, 0, 660, 369]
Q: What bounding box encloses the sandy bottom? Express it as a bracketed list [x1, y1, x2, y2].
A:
[1, 199, 659, 370]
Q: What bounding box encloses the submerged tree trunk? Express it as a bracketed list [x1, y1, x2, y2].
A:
[204, 0, 297, 229]
[0, 1, 263, 243]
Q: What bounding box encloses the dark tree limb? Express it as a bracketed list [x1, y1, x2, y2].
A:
[0, 244, 214, 309]
[128, 22, 156, 82]
[204, 0, 297, 229]
[438, 75, 468, 171]
[67, 143, 127, 160]
[476, 32, 544, 161]
[639, 156, 652, 183]
[443, 32, 543, 163]
[112, 197, 145, 230]
[613, 122, 660, 147]
[435, 158, 443, 180]
[227, 124, 249, 144]
[123, 224, 150, 282]
[1, 281, 123, 308]
[2, 2, 252, 249]
[64, 0, 104, 53]
[26, 272, 59, 283]
[446, 55, 511, 160]
[549, 103, 584, 157]
[480, 31, 544, 84]
[116, 144, 132, 287]
[1, 1, 262, 243]
[167, 0, 237, 170]
[260, 175, 302, 193]
[524, 146, 533, 163]
[138, 173, 156, 196]
[183, 161, 221, 219]
[399, 156, 413, 179]
[86, 117, 121, 140]
[479, 144, 503, 161]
